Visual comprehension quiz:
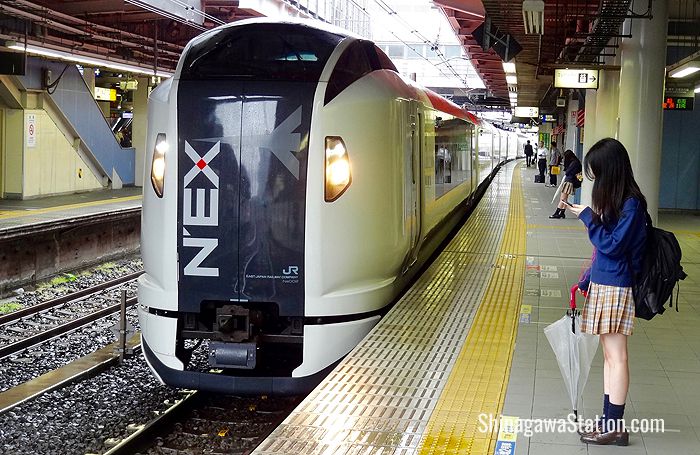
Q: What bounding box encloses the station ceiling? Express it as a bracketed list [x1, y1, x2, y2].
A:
[438, 0, 700, 110]
[0, 0, 257, 73]
[0, 0, 698, 111]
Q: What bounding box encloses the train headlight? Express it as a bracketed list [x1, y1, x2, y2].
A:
[325, 136, 351, 202]
[151, 133, 168, 198]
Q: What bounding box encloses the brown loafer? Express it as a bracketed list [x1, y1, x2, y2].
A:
[577, 424, 601, 436]
[580, 430, 629, 446]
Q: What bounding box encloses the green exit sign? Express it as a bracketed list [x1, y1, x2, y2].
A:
[663, 96, 694, 110]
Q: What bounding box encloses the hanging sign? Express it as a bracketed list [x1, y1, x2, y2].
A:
[554, 69, 599, 89]
[514, 106, 539, 117]
[26, 113, 36, 148]
[94, 86, 116, 101]
[664, 85, 694, 97]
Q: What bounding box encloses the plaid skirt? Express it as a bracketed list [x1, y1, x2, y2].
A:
[561, 181, 575, 195]
[581, 283, 635, 335]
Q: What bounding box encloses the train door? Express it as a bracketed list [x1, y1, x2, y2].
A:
[402, 104, 422, 273]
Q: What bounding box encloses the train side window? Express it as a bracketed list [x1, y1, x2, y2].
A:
[324, 40, 372, 104]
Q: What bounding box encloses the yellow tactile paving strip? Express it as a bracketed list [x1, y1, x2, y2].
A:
[418, 168, 526, 455]
[0, 195, 141, 220]
[254, 162, 523, 454]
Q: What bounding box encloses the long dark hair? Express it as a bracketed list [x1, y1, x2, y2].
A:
[562, 149, 578, 169]
[584, 138, 646, 223]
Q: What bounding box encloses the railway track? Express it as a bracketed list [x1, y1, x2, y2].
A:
[0, 271, 142, 359]
[0, 271, 142, 325]
[104, 391, 303, 455]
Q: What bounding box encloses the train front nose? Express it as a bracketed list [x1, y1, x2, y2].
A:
[175, 79, 315, 374]
[140, 22, 347, 390]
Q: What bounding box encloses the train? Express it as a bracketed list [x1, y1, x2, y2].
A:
[138, 17, 528, 394]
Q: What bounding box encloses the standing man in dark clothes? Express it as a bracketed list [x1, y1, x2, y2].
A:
[537, 141, 548, 181]
[524, 140, 534, 167]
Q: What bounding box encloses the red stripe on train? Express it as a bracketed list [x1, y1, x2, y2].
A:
[423, 89, 479, 125]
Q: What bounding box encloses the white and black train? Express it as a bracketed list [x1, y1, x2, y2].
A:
[138, 18, 521, 394]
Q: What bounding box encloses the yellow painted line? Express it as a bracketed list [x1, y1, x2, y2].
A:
[0, 195, 142, 220]
[418, 168, 527, 454]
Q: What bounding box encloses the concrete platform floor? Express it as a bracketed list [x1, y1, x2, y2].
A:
[504, 163, 700, 455]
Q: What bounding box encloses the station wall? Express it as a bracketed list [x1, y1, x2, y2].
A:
[22, 109, 103, 198]
[660, 46, 700, 210]
[2, 109, 23, 197]
[661, 107, 700, 210]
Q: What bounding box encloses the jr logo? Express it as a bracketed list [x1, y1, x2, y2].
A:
[282, 266, 299, 276]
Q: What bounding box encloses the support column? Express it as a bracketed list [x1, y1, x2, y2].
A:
[581, 89, 597, 207]
[617, 1, 668, 223]
[594, 68, 620, 140]
[132, 77, 149, 187]
[565, 97, 579, 153]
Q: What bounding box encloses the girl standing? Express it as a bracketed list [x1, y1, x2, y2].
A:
[549, 149, 582, 219]
[567, 138, 647, 446]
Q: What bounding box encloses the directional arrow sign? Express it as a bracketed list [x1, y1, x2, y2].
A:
[554, 69, 600, 89]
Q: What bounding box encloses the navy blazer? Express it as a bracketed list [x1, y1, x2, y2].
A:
[578, 197, 647, 291]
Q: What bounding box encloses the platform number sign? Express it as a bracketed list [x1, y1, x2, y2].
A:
[26, 113, 36, 148]
[494, 416, 519, 455]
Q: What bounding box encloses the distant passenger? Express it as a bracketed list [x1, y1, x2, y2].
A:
[546, 141, 561, 187]
[549, 149, 581, 219]
[524, 140, 534, 167]
[568, 138, 647, 447]
[536, 141, 547, 182]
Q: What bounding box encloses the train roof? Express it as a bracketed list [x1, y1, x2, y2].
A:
[176, 18, 488, 130]
[423, 88, 481, 126]
[186, 17, 359, 50]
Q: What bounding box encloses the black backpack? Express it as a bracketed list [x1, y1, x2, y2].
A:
[631, 212, 687, 320]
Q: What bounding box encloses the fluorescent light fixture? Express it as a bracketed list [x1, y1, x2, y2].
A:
[695, 85, 700, 93]
[7, 42, 172, 78]
[503, 62, 516, 74]
[669, 62, 700, 78]
[522, 0, 545, 35]
[506, 75, 517, 84]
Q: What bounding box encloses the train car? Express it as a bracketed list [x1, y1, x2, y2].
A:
[138, 18, 509, 394]
[506, 131, 519, 160]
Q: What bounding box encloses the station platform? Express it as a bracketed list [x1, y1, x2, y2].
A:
[254, 160, 700, 455]
[0, 188, 142, 294]
[0, 188, 142, 232]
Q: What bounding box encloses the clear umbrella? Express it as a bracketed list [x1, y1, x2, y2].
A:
[544, 284, 599, 418]
[551, 179, 565, 204]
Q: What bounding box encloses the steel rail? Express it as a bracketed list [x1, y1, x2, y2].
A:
[0, 297, 137, 359]
[0, 271, 143, 326]
[104, 391, 200, 455]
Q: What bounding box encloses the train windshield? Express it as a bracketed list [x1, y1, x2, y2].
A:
[180, 23, 344, 81]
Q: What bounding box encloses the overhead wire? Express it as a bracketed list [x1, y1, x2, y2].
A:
[351, 0, 480, 99]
